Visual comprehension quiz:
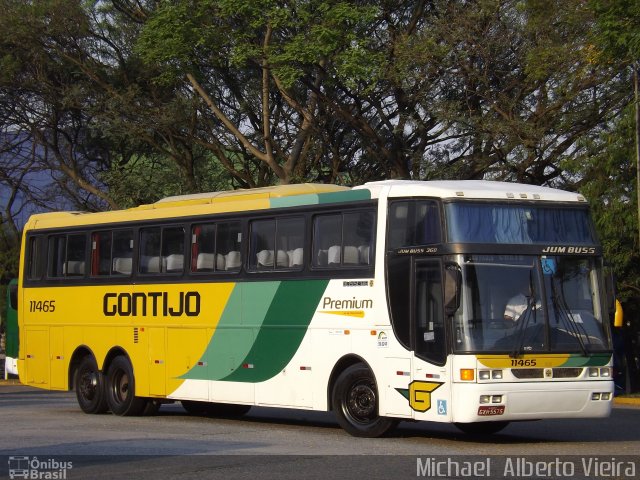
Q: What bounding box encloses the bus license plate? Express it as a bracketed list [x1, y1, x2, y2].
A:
[478, 405, 505, 416]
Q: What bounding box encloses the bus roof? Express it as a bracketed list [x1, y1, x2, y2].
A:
[24, 183, 352, 230]
[24, 180, 586, 230]
[359, 180, 588, 203]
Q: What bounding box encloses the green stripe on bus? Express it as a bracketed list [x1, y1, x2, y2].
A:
[269, 189, 371, 209]
[180, 282, 280, 380]
[561, 353, 611, 367]
[181, 279, 328, 382]
[221, 279, 328, 382]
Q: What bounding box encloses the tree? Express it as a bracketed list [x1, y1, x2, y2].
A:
[591, 0, 640, 248]
[399, 0, 631, 185]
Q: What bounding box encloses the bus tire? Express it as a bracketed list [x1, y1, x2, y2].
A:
[454, 421, 509, 435]
[332, 363, 398, 438]
[105, 355, 147, 416]
[182, 400, 251, 417]
[74, 356, 108, 414]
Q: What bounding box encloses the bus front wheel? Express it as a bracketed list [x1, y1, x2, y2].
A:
[105, 356, 147, 416]
[332, 363, 398, 438]
[74, 356, 108, 414]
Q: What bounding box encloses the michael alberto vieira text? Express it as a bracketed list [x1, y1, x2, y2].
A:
[416, 457, 637, 478]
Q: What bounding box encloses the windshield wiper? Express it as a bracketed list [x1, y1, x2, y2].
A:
[550, 279, 588, 355]
[509, 295, 536, 358]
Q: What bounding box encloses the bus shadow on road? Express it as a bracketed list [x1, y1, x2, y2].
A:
[391, 407, 640, 444]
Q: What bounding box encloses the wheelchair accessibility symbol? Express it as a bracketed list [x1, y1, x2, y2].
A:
[437, 399, 447, 415]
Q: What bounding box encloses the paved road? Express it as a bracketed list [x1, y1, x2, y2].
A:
[1, 384, 639, 479]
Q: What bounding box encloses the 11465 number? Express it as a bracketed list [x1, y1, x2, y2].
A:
[29, 300, 56, 313]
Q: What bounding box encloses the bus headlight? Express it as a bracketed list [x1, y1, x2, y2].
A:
[478, 370, 491, 380]
[599, 367, 611, 377]
[588, 367, 599, 377]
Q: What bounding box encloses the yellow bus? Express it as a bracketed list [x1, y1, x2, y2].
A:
[17, 181, 615, 437]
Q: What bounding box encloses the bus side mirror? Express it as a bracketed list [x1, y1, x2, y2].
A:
[614, 299, 624, 328]
[9, 282, 18, 310]
[444, 264, 461, 316]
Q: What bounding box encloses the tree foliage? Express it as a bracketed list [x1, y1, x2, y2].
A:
[0, 0, 638, 324]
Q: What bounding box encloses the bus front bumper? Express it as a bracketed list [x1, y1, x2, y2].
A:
[450, 380, 614, 423]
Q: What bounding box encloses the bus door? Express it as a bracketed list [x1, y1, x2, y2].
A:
[410, 259, 452, 421]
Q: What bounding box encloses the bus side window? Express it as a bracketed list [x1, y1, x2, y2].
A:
[112, 230, 133, 275]
[388, 200, 441, 249]
[91, 231, 112, 276]
[313, 210, 375, 268]
[218, 222, 242, 271]
[65, 235, 87, 276]
[139, 228, 162, 273]
[139, 226, 185, 274]
[164, 226, 185, 273]
[48, 234, 87, 278]
[250, 217, 303, 271]
[191, 222, 241, 273]
[27, 236, 47, 281]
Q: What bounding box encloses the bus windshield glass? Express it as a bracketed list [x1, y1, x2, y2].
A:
[445, 202, 596, 244]
[453, 255, 611, 354]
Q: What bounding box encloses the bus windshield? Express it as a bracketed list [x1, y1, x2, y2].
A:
[445, 202, 596, 244]
[453, 255, 611, 354]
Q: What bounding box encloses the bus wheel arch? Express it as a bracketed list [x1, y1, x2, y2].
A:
[327, 354, 369, 411]
[70, 347, 108, 414]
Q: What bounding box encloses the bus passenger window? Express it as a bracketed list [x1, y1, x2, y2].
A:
[164, 227, 185, 273]
[27, 236, 46, 280]
[313, 210, 375, 268]
[112, 230, 133, 275]
[139, 226, 185, 274]
[191, 222, 241, 273]
[217, 222, 242, 271]
[250, 217, 303, 271]
[66, 235, 87, 276]
[139, 228, 162, 273]
[48, 234, 87, 278]
[91, 231, 112, 276]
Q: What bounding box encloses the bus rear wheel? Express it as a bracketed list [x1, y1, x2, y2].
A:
[75, 356, 108, 414]
[454, 421, 509, 435]
[182, 400, 251, 417]
[105, 356, 147, 416]
[332, 363, 398, 438]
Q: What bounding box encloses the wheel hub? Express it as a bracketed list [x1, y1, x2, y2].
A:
[347, 383, 376, 420]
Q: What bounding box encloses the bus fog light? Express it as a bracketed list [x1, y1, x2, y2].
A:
[491, 370, 503, 379]
[599, 367, 611, 377]
[480, 395, 491, 404]
[492, 395, 502, 403]
[601, 392, 611, 401]
[478, 370, 491, 380]
[591, 393, 601, 401]
[588, 367, 599, 377]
